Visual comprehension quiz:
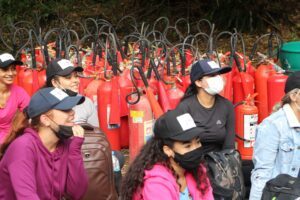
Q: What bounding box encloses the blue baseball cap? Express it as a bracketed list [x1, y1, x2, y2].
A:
[190, 59, 231, 83]
[26, 87, 85, 118]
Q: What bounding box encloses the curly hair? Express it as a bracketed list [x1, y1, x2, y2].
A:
[120, 137, 210, 200]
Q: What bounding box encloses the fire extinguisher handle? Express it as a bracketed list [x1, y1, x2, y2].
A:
[179, 49, 186, 76]
[126, 66, 141, 105]
[249, 33, 272, 60]
[231, 32, 247, 71]
[136, 66, 149, 87]
[233, 53, 244, 72]
[150, 58, 161, 80]
[41, 40, 50, 66]
[235, 134, 253, 142]
[29, 30, 37, 69]
[233, 101, 244, 108]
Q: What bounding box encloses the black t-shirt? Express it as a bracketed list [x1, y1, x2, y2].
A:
[177, 94, 235, 153]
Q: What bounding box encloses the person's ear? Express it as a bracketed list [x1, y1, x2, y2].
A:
[40, 114, 51, 127]
[290, 91, 298, 102]
[163, 145, 175, 158]
[194, 79, 203, 88]
[51, 78, 59, 88]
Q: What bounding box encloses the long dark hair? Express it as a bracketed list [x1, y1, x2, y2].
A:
[0, 110, 41, 159]
[120, 137, 210, 200]
[181, 83, 198, 102]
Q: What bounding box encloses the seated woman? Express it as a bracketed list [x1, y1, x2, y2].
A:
[0, 53, 30, 143]
[250, 71, 300, 200]
[45, 58, 124, 194]
[45, 58, 98, 126]
[0, 87, 88, 200]
[121, 109, 213, 200]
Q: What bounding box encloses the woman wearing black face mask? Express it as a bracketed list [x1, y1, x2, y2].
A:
[121, 109, 213, 200]
[0, 87, 88, 199]
[45, 58, 99, 127]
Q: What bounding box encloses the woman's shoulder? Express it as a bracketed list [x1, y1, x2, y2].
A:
[177, 95, 196, 110]
[10, 85, 28, 94]
[9, 128, 37, 149]
[75, 96, 94, 108]
[144, 164, 176, 182]
[10, 85, 30, 101]
[3, 129, 38, 162]
[261, 108, 285, 125]
[216, 95, 233, 107]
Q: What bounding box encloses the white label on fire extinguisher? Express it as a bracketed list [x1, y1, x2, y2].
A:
[244, 114, 258, 147]
[144, 119, 154, 144]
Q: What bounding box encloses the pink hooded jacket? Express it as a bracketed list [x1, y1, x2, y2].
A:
[133, 164, 214, 200]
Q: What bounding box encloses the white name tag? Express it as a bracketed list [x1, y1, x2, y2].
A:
[57, 59, 73, 70]
[207, 61, 220, 69]
[50, 88, 68, 100]
[0, 53, 15, 62]
[177, 113, 196, 131]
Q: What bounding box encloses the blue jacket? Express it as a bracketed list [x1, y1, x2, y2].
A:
[250, 104, 300, 200]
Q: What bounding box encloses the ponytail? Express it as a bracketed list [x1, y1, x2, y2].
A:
[0, 110, 29, 159]
[180, 83, 198, 102]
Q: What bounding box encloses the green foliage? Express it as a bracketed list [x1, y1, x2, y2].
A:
[204, 0, 298, 32]
[0, 0, 298, 34]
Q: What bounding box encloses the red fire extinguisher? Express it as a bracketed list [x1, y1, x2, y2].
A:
[250, 32, 283, 123]
[118, 68, 134, 148]
[231, 32, 255, 104]
[134, 66, 163, 119]
[97, 75, 121, 150]
[128, 93, 154, 162]
[267, 72, 288, 114]
[84, 77, 103, 102]
[214, 31, 235, 102]
[149, 57, 172, 112]
[18, 49, 46, 96]
[254, 63, 275, 123]
[232, 53, 255, 104]
[235, 94, 258, 160]
[167, 83, 184, 109]
[126, 66, 154, 161]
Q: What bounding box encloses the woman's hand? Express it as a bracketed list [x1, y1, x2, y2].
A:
[72, 125, 84, 138]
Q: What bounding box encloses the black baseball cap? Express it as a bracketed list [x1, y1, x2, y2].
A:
[26, 87, 85, 118]
[190, 59, 231, 83]
[154, 109, 204, 141]
[284, 71, 300, 93]
[46, 58, 83, 81]
[0, 53, 23, 68]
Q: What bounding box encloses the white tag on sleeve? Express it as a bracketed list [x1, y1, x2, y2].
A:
[0, 53, 15, 62]
[176, 113, 196, 131]
[57, 59, 74, 70]
[207, 61, 220, 69]
[50, 88, 68, 100]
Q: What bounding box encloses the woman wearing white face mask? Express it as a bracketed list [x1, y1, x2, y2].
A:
[250, 71, 300, 200]
[177, 59, 234, 154]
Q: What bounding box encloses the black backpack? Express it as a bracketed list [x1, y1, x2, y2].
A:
[204, 149, 245, 200]
[261, 174, 300, 200]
